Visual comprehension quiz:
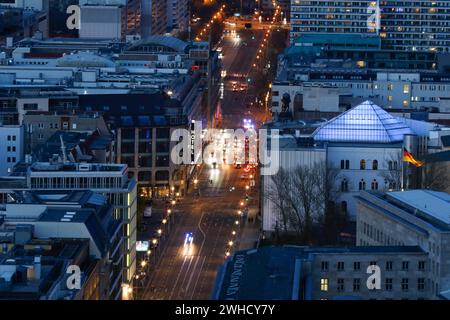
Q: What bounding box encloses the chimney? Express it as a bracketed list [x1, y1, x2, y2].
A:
[34, 256, 41, 280]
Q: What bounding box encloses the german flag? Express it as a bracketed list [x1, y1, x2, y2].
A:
[403, 148, 424, 167]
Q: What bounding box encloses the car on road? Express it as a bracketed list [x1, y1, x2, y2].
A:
[184, 232, 194, 248]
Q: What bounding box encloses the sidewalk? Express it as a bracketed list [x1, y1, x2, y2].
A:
[238, 207, 261, 251]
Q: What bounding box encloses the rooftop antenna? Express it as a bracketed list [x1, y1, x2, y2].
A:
[60, 134, 68, 163]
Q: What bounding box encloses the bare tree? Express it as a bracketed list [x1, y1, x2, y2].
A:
[264, 161, 342, 243]
[380, 152, 403, 191]
[265, 168, 293, 234]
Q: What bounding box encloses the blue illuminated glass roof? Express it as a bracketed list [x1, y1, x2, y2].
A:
[313, 100, 414, 143]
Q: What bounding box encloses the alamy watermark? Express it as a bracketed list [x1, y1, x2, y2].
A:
[66, 5, 81, 30]
[170, 122, 279, 176]
[66, 265, 81, 290]
[366, 265, 381, 290]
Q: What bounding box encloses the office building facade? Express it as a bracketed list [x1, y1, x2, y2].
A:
[357, 189, 450, 299]
[290, 0, 450, 52]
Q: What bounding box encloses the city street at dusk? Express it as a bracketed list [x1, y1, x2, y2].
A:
[1, 0, 450, 317]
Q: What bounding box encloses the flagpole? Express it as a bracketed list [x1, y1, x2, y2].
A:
[401, 160, 404, 191]
[401, 147, 405, 191]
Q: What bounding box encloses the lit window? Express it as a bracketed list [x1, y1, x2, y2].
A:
[360, 159, 366, 170]
[320, 278, 329, 291]
[403, 84, 410, 94]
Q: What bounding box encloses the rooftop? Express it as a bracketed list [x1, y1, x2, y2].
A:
[313, 100, 415, 143]
[125, 36, 189, 54]
[213, 245, 425, 300]
[387, 190, 450, 226]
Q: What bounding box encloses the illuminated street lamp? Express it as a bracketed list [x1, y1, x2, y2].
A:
[167, 208, 172, 214]
[232, 230, 236, 236]
[228, 241, 233, 246]
[240, 201, 245, 206]
[152, 238, 158, 245]
[157, 228, 162, 236]
[235, 220, 239, 225]
[162, 219, 167, 225]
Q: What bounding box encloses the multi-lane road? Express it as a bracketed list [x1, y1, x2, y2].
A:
[143, 25, 269, 300]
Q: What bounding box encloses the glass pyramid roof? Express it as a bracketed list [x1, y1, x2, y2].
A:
[313, 100, 414, 143]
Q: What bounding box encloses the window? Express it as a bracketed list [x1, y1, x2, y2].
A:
[418, 261, 426, 271]
[341, 201, 347, 213]
[354, 262, 361, 271]
[321, 261, 329, 271]
[372, 160, 378, 170]
[385, 278, 393, 291]
[360, 159, 366, 170]
[359, 179, 366, 191]
[155, 170, 169, 181]
[403, 84, 410, 94]
[337, 279, 344, 291]
[401, 278, 409, 291]
[7, 135, 11, 141]
[340, 159, 350, 169]
[7, 146, 10, 152]
[23, 103, 38, 111]
[320, 278, 328, 291]
[388, 160, 393, 170]
[371, 179, 379, 190]
[386, 261, 393, 271]
[418, 278, 425, 291]
[337, 262, 345, 271]
[138, 171, 152, 181]
[353, 279, 361, 292]
[369, 261, 377, 266]
[402, 261, 409, 271]
[341, 179, 348, 192]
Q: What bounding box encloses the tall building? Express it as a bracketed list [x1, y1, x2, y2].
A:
[290, 0, 450, 52]
[166, 0, 189, 34]
[0, 162, 137, 299]
[124, 0, 167, 37]
[0, 125, 24, 176]
[0, 0, 49, 38]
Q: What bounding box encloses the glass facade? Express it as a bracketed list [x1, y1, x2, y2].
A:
[313, 100, 414, 143]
